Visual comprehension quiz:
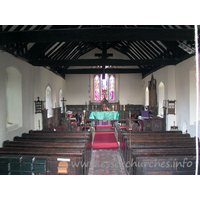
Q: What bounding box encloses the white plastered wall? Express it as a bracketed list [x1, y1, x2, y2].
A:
[33, 67, 67, 130]
[142, 55, 199, 137]
[143, 65, 177, 130]
[0, 51, 67, 146]
[0, 51, 35, 145]
[175, 56, 200, 137]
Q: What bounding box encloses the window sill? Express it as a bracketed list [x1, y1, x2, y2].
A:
[6, 123, 20, 132]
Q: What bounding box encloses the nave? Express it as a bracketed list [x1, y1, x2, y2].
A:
[0, 122, 199, 175]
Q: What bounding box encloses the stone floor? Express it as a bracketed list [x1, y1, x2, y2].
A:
[88, 149, 127, 175]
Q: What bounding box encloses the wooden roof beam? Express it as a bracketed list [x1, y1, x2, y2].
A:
[58, 68, 142, 74]
[0, 27, 196, 44]
[29, 58, 179, 67]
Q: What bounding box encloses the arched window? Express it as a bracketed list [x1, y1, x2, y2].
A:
[59, 89, 63, 113]
[109, 75, 115, 101]
[6, 67, 22, 131]
[101, 74, 109, 100]
[94, 75, 100, 101]
[46, 86, 52, 118]
[145, 87, 149, 106]
[158, 82, 165, 116]
[93, 74, 115, 102]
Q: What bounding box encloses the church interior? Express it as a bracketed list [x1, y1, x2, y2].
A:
[0, 25, 200, 176]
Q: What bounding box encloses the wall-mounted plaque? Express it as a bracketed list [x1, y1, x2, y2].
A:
[34, 97, 45, 114]
[168, 100, 176, 115]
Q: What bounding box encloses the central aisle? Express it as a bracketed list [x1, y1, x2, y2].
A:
[88, 125, 127, 175]
[92, 125, 119, 150]
[88, 150, 127, 175]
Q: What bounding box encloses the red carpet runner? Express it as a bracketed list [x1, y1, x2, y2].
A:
[92, 125, 119, 150]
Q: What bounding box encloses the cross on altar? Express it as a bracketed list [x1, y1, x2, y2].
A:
[61, 97, 66, 112]
[102, 89, 107, 99]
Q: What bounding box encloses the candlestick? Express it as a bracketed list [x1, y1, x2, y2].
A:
[123, 105, 125, 111]
[38, 120, 40, 130]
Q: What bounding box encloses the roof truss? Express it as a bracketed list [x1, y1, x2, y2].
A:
[0, 25, 198, 79]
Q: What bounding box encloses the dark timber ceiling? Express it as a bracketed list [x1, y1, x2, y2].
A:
[0, 25, 199, 79]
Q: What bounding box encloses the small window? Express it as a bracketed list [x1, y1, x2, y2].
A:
[46, 86, 52, 118]
[158, 82, 165, 116]
[6, 67, 22, 132]
[145, 87, 149, 106]
[59, 89, 63, 113]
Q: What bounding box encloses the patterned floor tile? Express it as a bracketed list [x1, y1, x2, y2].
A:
[88, 149, 127, 175]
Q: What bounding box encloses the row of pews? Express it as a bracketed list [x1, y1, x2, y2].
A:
[0, 130, 92, 175]
[115, 122, 200, 175]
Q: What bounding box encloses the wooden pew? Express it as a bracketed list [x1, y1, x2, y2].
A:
[118, 130, 184, 149]
[116, 127, 183, 149]
[133, 155, 200, 175]
[16, 132, 92, 165]
[124, 138, 199, 175]
[0, 147, 88, 175]
[3, 141, 85, 149]
[0, 156, 47, 175]
[0, 148, 84, 175]
[123, 147, 200, 175]
[3, 141, 90, 171]
[121, 134, 193, 161]
[1, 130, 93, 175]
[114, 125, 200, 175]
[29, 130, 88, 134]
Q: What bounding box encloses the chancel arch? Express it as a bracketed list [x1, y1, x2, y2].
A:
[6, 66, 22, 131]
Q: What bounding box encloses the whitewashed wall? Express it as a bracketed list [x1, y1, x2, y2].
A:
[65, 74, 90, 105]
[0, 51, 67, 146]
[142, 56, 199, 137]
[0, 51, 35, 145]
[143, 66, 177, 131]
[175, 56, 200, 137]
[119, 74, 143, 104]
[33, 67, 67, 130]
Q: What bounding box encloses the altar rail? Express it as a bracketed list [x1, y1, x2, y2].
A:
[66, 104, 144, 120]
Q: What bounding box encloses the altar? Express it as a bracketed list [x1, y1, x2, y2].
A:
[89, 111, 119, 120]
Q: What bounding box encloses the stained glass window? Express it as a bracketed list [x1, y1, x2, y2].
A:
[101, 74, 108, 100]
[94, 74, 115, 102]
[109, 75, 115, 101]
[94, 75, 100, 100]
